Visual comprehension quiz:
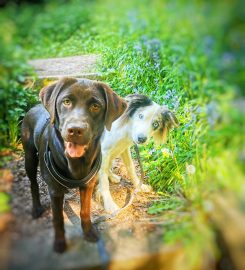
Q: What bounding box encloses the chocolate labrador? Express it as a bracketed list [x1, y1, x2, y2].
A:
[21, 77, 126, 253]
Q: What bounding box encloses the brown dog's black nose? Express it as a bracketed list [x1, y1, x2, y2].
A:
[67, 127, 84, 137]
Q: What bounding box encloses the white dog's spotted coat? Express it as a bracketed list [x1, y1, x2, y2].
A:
[97, 95, 178, 213]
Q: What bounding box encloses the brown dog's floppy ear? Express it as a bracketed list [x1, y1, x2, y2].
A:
[39, 77, 77, 124]
[39, 82, 56, 108]
[95, 82, 127, 131]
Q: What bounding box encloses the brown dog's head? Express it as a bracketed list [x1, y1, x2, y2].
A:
[39, 77, 127, 158]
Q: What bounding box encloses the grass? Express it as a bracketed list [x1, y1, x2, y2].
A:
[0, 192, 10, 213]
[0, 0, 244, 267]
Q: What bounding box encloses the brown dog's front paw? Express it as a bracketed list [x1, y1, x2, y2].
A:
[84, 225, 100, 242]
[54, 239, 67, 253]
[32, 206, 45, 219]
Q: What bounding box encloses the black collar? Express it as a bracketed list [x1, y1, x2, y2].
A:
[44, 143, 102, 189]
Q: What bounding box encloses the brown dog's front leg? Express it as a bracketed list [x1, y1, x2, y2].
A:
[50, 194, 66, 253]
[80, 176, 99, 242]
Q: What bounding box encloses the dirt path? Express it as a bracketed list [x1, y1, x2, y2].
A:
[28, 55, 101, 80]
[1, 153, 183, 270]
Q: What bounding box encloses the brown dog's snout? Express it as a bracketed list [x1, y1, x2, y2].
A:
[67, 127, 83, 137]
[66, 123, 89, 139]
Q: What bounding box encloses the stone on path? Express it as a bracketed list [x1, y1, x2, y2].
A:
[28, 54, 101, 80]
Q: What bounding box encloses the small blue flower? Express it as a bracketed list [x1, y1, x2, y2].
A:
[206, 101, 220, 128]
[149, 149, 156, 155]
[222, 52, 235, 67]
[204, 36, 214, 47]
[154, 63, 160, 69]
[134, 43, 143, 54]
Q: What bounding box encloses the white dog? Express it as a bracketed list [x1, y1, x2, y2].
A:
[97, 94, 178, 213]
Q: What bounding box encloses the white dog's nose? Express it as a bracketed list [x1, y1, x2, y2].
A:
[137, 134, 147, 143]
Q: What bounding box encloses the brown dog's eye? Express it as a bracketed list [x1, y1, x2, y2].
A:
[63, 99, 71, 107]
[90, 103, 101, 112]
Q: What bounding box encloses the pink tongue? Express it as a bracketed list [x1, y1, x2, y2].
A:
[65, 142, 86, 158]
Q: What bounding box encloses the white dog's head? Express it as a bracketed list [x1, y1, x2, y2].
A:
[123, 94, 178, 145]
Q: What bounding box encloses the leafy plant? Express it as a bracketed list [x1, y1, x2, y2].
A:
[0, 192, 10, 213]
[0, 51, 38, 148]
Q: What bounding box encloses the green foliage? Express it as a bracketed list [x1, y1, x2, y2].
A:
[148, 196, 184, 214]
[0, 47, 38, 148]
[0, 192, 10, 213]
[0, 1, 94, 58]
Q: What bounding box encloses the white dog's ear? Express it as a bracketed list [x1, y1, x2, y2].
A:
[153, 110, 179, 144]
[161, 110, 179, 142]
[162, 111, 179, 129]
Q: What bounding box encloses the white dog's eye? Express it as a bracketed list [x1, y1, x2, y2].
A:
[139, 114, 144, 119]
[152, 121, 159, 129]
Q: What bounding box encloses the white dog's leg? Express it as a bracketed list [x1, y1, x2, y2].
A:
[108, 169, 121, 183]
[97, 157, 120, 213]
[120, 148, 139, 186]
[121, 148, 152, 192]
